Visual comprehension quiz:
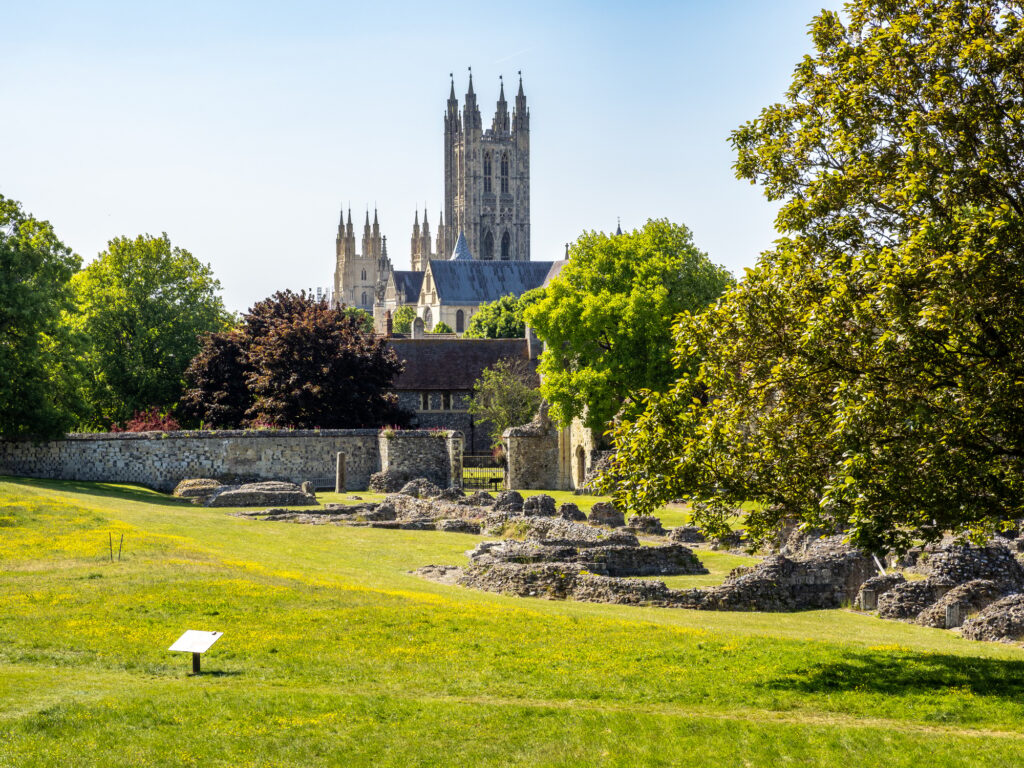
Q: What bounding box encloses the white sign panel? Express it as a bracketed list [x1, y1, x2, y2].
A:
[169, 630, 223, 654]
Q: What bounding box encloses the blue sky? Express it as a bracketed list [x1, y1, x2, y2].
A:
[1, 0, 843, 313]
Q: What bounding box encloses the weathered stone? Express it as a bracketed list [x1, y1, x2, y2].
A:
[369, 469, 409, 493]
[437, 487, 465, 501]
[468, 539, 707, 577]
[519, 517, 639, 548]
[493, 490, 525, 513]
[207, 481, 317, 508]
[172, 478, 224, 504]
[877, 581, 949, 620]
[301, 481, 314, 495]
[923, 545, 1024, 589]
[461, 491, 495, 507]
[588, 502, 624, 528]
[522, 494, 557, 517]
[669, 526, 706, 544]
[437, 519, 481, 534]
[855, 573, 905, 610]
[398, 478, 443, 499]
[557, 502, 586, 522]
[627, 515, 666, 536]
[361, 501, 397, 521]
[961, 594, 1024, 642]
[916, 579, 1005, 629]
[711, 530, 746, 551]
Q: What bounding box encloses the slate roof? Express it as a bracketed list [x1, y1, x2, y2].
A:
[428, 260, 555, 305]
[451, 230, 473, 261]
[388, 337, 537, 390]
[391, 271, 424, 304]
[542, 260, 568, 287]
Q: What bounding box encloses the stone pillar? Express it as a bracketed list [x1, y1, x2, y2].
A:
[335, 452, 346, 493]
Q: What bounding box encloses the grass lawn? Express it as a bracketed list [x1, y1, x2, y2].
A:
[2, 476, 1024, 766]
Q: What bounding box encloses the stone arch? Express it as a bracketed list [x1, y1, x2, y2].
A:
[575, 445, 586, 487]
[500, 231, 511, 260]
[456, 309, 465, 333]
[482, 230, 494, 260]
[423, 306, 433, 329]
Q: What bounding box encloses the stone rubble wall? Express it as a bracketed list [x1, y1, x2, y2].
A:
[0, 429, 462, 493]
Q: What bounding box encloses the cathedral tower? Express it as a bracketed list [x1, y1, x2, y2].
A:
[333, 206, 382, 312]
[443, 70, 530, 261]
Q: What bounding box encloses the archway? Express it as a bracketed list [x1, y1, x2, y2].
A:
[575, 446, 586, 488]
[423, 306, 433, 329]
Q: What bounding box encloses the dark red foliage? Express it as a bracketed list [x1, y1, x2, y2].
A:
[112, 406, 181, 432]
[179, 291, 411, 429]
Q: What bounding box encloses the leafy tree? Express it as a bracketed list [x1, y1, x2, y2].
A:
[179, 330, 250, 428]
[244, 292, 409, 428]
[111, 406, 180, 432]
[340, 306, 373, 334]
[464, 290, 543, 339]
[392, 305, 417, 334]
[525, 219, 732, 430]
[71, 234, 231, 427]
[0, 195, 83, 438]
[431, 321, 454, 334]
[467, 358, 542, 446]
[608, 0, 1024, 553]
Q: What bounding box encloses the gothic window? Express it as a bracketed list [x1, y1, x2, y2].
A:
[456, 309, 465, 333]
[361, 269, 366, 281]
[423, 306, 432, 328]
[500, 231, 511, 260]
[483, 152, 492, 194]
[500, 153, 509, 193]
[361, 291, 368, 306]
[482, 230, 494, 260]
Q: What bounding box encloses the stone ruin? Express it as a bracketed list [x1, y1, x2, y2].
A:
[172, 479, 317, 507]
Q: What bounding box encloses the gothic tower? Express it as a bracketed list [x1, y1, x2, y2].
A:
[333, 206, 382, 312]
[443, 70, 530, 261]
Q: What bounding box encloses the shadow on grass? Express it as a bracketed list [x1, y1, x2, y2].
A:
[1, 476, 192, 509]
[766, 649, 1024, 700]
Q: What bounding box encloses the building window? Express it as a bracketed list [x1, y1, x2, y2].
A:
[361, 291, 368, 306]
[361, 269, 366, 281]
[455, 309, 465, 333]
[501, 231, 511, 260]
[442, 392, 451, 410]
[421, 392, 430, 411]
[483, 152, 492, 194]
[482, 230, 494, 260]
[500, 153, 509, 193]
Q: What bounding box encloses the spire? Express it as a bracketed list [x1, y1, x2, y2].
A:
[373, 208, 379, 229]
[449, 72, 457, 102]
[514, 70, 528, 132]
[492, 74, 509, 133]
[467, 67, 475, 98]
[414, 209, 419, 229]
[451, 229, 473, 261]
[463, 66, 481, 130]
[616, 217, 622, 236]
[346, 207, 353, 232]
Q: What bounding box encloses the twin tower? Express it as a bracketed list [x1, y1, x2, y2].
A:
[334, 72, 531, 312]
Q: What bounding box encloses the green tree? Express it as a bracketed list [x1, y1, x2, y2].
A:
[0, 195, 83, 438]
[525, 219, 732, 430]
[467, 358, 542, 446]
[392, 305, 417, 334]
[608, 0, 1024, 553]
[464, 290, 543, 339]
[71, 233, 231, 427]
[431, 321, 454, 334]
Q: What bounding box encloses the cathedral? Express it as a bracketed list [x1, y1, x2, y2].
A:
[333, 72, 551, 334]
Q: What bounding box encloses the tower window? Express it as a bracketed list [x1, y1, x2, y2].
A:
[483, 152, 492, 194]
[482, 230, 494, 260]
[361, 291, 368, 306]
[361, 269, 366, 281]
[501, 231, 511, 260]
[500, 153, 509, 193]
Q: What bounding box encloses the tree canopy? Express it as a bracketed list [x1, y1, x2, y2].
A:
[431, 321, 454, 334]
[181, 291, 410, 429]
[391, 305, 417, 335]
[0, 195, 82, 439]
[525, 219, 733, 430]
[464, 290, 543, 339]
[467, 358, 542, 447]
[607, 0, 1024, 553]
[70, 234, 231, 427]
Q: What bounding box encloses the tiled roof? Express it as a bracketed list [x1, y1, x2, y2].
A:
[388, 337, 537, 390]
[428, 260, 554, 305]
[392, 271, 424, 304]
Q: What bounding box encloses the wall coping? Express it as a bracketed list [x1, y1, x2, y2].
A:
[5, 429, 400, 443]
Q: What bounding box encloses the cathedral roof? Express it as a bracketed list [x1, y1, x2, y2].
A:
[427, 260, 555, 305]
[391, 271, 424, 304]
[451, 230, 473, 261]
[542, 260, 568, 287]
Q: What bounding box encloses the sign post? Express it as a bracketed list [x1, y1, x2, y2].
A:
[169, 630, 223, 675]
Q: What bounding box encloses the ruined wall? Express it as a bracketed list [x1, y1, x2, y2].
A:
[378, 430, 463, 489]
[0, 429, 461, 493]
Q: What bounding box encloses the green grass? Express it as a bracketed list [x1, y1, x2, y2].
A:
[2, 475, 1024, 766]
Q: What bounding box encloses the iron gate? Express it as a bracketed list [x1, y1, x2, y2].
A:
[462, 454, 505, 492]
